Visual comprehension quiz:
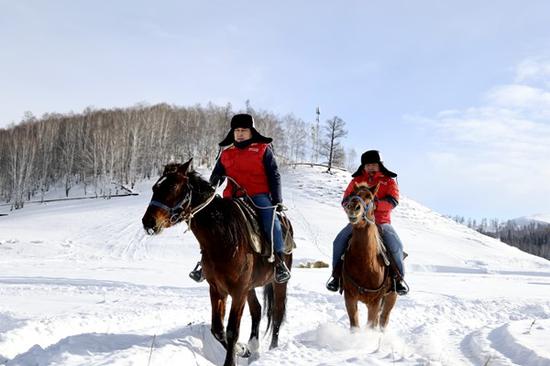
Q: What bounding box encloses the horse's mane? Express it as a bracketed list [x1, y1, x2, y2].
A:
[371, 225, 383, 256]
[351, 182, 383, 255]
[187, 170, 215, 202]
[353, 182, 373, 195]
[186, 169, 252, 248]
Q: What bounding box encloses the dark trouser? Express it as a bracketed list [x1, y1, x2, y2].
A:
[251, 194, 284, 254]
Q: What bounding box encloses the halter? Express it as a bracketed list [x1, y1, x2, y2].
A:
[148, 183, 193, 224]
[148, 174, 219, 227]
[343, 194, 376, 225]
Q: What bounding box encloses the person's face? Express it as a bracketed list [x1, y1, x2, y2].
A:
[364, 163, 380, 174]
[234, 128, 252, 142]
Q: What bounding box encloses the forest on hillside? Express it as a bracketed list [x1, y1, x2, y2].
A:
[450, 216, 550, 260]
[0, 102, 354, 209]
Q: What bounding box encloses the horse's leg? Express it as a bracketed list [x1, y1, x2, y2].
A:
[366, 298, 382, 329]
[344, 293, 360, 330]
[247, 288, 261, 353]
[269, 282, 288, 349]
[209, 286, 228, 348]
[379, 292, 398, 330]
[224, 292, 248, 366]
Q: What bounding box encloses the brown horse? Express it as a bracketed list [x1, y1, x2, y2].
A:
[341, 182, 397, 330]
[141, 159, 292, 366]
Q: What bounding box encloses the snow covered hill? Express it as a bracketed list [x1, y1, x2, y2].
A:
[1, 165, 549, 366]
[511, 214, 550, 227]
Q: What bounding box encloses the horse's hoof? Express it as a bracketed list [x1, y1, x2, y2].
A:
[248, 352, 260, 363]
[248, 337, 260, 353]
[236, 343, 251, 358]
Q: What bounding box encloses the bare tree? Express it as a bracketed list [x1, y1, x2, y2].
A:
[58, 118, 79, 197]
[346, 147, 358, 171]
[284, 114, 308, 163]
[7, 118, 37, 208]
[1, 102, 335, 208]
[35, 118, 58, 201]
[321, 116, 347, 172]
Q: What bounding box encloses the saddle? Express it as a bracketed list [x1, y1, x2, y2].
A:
[233, 197, 295, 260]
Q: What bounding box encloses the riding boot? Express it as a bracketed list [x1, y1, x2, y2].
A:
[326, 259, 343, 292]
[189, 261, 205, 283]
[394, 278, 409, 296]
[274, 252, 291, 284]
[388, 259, 409, 295]
[385, 250, 409, 295]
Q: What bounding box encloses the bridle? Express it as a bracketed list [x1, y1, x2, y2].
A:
[147, 174, 218, 227]
[342, 190, 389, 294]
[148, 178, 193, 225]
[343, 193, 376, 226]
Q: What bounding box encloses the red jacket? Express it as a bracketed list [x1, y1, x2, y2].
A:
[220, 143, 271, 198]
[343, 171, 399, 224]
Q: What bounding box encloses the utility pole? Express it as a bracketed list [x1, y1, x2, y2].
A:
[314, 106, 320, 163]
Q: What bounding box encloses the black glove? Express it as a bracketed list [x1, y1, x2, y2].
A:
[275, 203, 285, 212]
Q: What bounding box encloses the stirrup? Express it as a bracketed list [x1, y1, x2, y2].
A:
[274, 261, 291, 284]
[189, 262, 205, 283]
[326, 276, 339, 292]
[394, 278, 409, 296]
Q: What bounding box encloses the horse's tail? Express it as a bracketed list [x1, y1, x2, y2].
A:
[263, 283, 274, 334]
[262, 282, 288, 335]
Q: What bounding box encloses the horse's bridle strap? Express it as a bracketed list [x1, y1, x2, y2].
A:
[147, 183, 193, 223]
[345, 195, 376, 225]
[148, 200, 174, 213]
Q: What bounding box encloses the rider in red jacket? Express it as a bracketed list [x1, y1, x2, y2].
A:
[189, 113, 291, 284]
[219, 142, 273, 199]
[326, 150, 409, 295]
[342, 170, 399, 225]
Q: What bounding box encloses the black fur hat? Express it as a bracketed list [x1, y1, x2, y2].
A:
[351, 150, 397, 178]
[218, 114, 273, 147]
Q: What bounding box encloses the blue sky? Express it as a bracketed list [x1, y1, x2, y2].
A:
[2, 0, 550, 220]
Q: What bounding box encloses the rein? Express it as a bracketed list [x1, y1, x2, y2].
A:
[182, 188, 218, 231]
[147, 176, 219, 228]
[148, 173, 290, 254]
[224, 175, 291, 256]
[224, 175, 285, 213]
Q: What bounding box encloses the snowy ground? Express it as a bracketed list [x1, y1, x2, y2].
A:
[1, 165, 549, 366]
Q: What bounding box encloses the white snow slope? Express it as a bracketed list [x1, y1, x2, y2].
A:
[1, 165, 549, 366]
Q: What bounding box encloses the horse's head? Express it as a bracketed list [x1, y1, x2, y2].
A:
[342, 182, 379, 226]
[142, 159, 193, 235]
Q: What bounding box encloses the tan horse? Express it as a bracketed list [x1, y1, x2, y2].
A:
[341, 182, 397, 330]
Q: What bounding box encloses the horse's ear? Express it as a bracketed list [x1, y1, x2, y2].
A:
[178, 158, 193, 174]
[163, 163, 178, 175]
